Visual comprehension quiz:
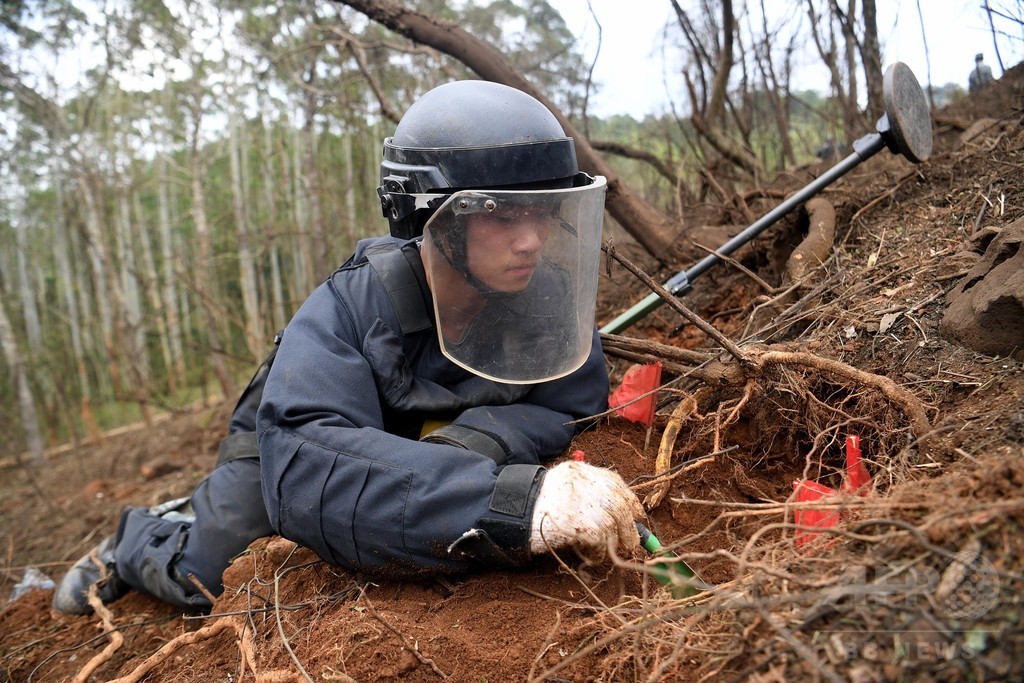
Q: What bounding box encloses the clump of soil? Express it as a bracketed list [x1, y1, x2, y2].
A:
[3, 65, 1024, 682]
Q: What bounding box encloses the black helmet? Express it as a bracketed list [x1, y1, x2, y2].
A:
[377, 80, 580, 239]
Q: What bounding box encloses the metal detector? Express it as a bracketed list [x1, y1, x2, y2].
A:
[600, 62, 933, 335]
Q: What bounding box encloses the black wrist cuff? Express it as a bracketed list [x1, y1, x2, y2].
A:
[421, 424, 509, 465]
[447, 464, 546, 566]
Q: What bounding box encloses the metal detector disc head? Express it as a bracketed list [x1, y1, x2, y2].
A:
[882, 62, 933, 163]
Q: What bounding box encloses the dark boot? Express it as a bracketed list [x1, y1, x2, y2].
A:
[52, 536, 130, 615]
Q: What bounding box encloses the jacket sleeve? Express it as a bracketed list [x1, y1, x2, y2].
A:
[256, 278, 579, 574]
[432, 327, 609, 465]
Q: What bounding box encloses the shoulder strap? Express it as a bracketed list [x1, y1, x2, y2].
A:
[365, 242, 433, 334]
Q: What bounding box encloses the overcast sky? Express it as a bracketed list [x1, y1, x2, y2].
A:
[548, 0, 1021, 118]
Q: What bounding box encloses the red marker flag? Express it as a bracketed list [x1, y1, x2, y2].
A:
[609, 362, 662, 426]
[792, 479, 840, 548]
[843, 435, 872, 495]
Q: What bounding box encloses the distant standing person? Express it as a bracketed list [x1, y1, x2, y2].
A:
[968, 53, 995, 93]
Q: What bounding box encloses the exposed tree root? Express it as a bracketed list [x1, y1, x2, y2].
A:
[106, 617, 237, 683]
[605, 335, 932, 442]
[360, 587, 450, 680]
[784, 197, 836, 285]
[645, 386, 714, 510]
[72, 580, 124, 683]
[605, 332, 933, 502]
[749, 348, 932, 439]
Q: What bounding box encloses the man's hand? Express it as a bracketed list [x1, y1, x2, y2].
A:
[529, 461, 645, 557]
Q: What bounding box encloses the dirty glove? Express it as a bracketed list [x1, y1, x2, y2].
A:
[529, 461, 645, 557]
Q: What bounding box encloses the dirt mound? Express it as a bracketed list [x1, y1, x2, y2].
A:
[3, 65, 1024, 682]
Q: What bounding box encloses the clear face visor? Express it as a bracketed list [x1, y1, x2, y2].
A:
[421, 175, 607, 384]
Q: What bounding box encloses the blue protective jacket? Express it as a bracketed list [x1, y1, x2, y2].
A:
[256, 236, 609, 576]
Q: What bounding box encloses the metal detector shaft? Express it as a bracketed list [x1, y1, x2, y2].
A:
[600, 133, 885, 335]
[599, 61, 932, 336]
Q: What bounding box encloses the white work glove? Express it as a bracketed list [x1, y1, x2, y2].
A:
[529, 461, 645, 557]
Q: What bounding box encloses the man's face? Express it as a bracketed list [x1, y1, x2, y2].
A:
[464, 208, 554, 293]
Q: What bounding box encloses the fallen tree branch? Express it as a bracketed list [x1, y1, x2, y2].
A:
[600, 334, 746, 387]
[692, 242, 776, 293]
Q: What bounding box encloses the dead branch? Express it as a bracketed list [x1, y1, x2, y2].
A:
[600, 333, 714, 368]
[631, 453, 718, 492]
[359, 587, 450, 679]
[273, 546, 315, 683]
[599, 344, 694, 378]
[601, 242, 754, 368]
[526, 609, 563, 682]
[336, 0, 681, 258]
[590, 139, 680, 187]
[850, 169, 922, 223]
[692, 242, 776, 293]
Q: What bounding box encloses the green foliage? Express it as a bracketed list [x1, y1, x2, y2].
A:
[0, 0, 88, 53]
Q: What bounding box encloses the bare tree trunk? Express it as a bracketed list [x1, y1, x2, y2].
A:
[839, 0, 860, 123]
[302, 64, 331, 279]
[672, 0, 762, 178]
[756, 1, 796, 169]
[188, 91, 234, 400]
[913, 0, 936, 109]
[981, 0, 1006, 72]
[116, 194, 143, 374]
[291, 124, 315, 299]
[157, 152, 186, 387]
[229, 107, 265, 361]
[132, 190, 174, 393]
[72, 216, 104, 440]
[77, 173, 124, 402]
[336, 0, 680, 260]
[50, 161, 98, 444]
[705, 0, 734, 124]
[115, 186, 153, 425]
[0, 62, 117, 426]
[342, 128, 358, 255]
[14, 212, 43, 352]
[806, 0, 859, 142]
[258, 100, 289, 332]
[10, 197, 46, 458]
[0, 298, 44, 463]
[861, 0, 885, 123]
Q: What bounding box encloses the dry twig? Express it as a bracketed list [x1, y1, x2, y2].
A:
[602, 242, 753, 368]
[359, 587, 450, 680]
